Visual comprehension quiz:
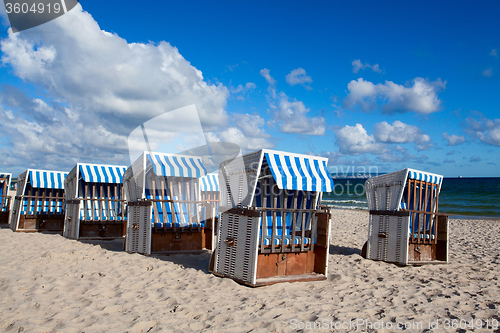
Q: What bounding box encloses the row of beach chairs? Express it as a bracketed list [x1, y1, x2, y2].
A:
[0, 149, 449, 287]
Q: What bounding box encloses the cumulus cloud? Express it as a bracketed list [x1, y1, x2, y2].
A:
[443, 133, 466, 146]
[470, 156, 481, 162]
[0, 5, 229, 170]
[352, 59, 382, 74]
[374, 120, 432, 150]
[344, 77, 446, 114]
[463, 116, 500, 146]
[285, 68, 312, 89]
[491, 49, 498, 57]
[334, 123, 386, 155]
[206, 113, 274, 152]
[260, 69, 325, 135]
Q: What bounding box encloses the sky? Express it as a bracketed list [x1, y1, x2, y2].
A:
[0, 0, 499, 178]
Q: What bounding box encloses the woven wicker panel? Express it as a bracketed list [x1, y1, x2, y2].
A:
[215, 211, 259, 285]
[219, 150, 262, 209]
[126, 204, 151, 255]
[365, 169, 407, 211]
[367, 214, 409, 265]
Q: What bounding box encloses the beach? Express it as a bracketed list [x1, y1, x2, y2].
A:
[1, 210, 499, 333]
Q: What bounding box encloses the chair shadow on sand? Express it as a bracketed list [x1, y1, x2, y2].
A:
[329, 244, 362, 256]
[152, 252, 212, 274]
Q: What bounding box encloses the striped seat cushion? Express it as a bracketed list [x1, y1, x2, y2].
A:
[410, 233, 435, 240]
[261, 236, 312, 247]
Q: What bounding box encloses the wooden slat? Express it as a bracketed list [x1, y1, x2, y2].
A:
[151, 176, 159, 233]
[168, 178, 177, 233]
[281, 189, 286, 253]
[301, 192, 306, 252]
[260, 178, 266, 253]
[291, 190, 297, 252]
[271, 178, 277, 254]
[160, 178, 167, 233]
[177, 179, 185, 231]
[186, 180, 193, 232]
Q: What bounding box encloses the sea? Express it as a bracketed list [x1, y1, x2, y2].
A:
[322, 177, 500, 219]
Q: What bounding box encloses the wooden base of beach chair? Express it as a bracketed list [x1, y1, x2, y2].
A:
[0, 211, 9, 224]
[367, 213, 449, 265]
[210, 208, 330, 287]
[151, 226, 212, 253]
[78, 221, 126, 239]
[16, 214, 64, 232]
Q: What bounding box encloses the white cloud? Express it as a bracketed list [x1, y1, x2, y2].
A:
[334, 123, 386, 155]
[344, 77, 446, 114]
[260, 69, 325, 135]
[464, 116, 500, 146]
[206, 113, 273, 152]
[231, 82, 256, 100]
[352, 59, 382, 74]
[260, 68, 276, 86]
[491, 49, 498, 57]
[285, 68, 312, 89]
[442, 133, 466, 146]
[482, 68, 493, 77]
[374, 120, 432, 151]
[0, 5, 229, 170]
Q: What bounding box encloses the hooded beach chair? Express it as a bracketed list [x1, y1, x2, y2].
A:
[123, 151, 213, 255]
[209, 149, 334, 287]
[11, 169, 67, 232]
[365, 168, 449, 265]
[63, 163, 128, 240]
[0, 173, 12, 225]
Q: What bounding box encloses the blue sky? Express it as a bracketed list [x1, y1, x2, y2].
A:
[0, 0, 499, 177]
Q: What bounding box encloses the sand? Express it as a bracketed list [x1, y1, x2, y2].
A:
[1, 210, 499, 333]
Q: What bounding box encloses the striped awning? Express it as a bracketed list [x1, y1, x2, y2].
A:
[264, 151, 334, 192]
[0, 173, 11, 185]
[407, 168, 443, 185]
[147, 153, 207, 178]
[79, 164, 127, 183]
[28, 170, 67, 189]
[200, 173, 219, 192]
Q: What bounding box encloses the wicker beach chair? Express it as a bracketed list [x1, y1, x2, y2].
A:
[209, 149, 334, 287]
[0, 173, 12, 225]
[63, 163, 128, 240]
[364, 168, 449, 265]
[10, 169, 67, 232]
[123, 151, 213, 255]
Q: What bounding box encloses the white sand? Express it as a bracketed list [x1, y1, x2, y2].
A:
[1, 210, 499, 332]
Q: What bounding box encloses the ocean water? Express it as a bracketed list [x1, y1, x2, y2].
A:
[322, 177, 500, 219]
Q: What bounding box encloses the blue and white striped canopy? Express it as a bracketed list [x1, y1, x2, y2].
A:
[79, 164, 127, 183]
[0, 173, 11, 184]
[200, 173, 219, 192]
[264, 151, 334, 192]
[407, 168, 443, 185]
[147, 153, 207, 178]
[28, 170, 67, 189]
